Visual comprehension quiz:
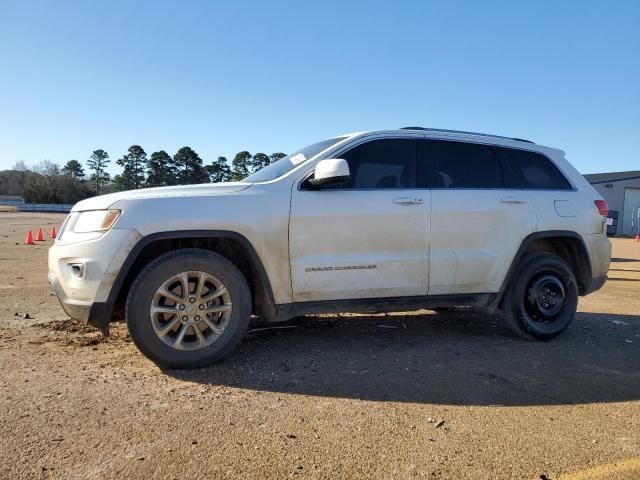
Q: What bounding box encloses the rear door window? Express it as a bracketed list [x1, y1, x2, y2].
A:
[419, 140, 504, 188]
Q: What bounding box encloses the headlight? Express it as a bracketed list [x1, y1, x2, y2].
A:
[73, 209, 121, 233]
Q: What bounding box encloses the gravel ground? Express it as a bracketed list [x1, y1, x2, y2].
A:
[0, 212, 638, 479]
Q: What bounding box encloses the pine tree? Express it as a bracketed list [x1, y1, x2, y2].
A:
[86, 149, 110, 194]
[232, 151, 252, 180]
[147, 150, 177, 187]
[115, 145, 147, 190]
[250, 152, 270, 173]
[206, 157, 232, 183]
[62, 160, 85, 179]
[173, 147, 209, 184]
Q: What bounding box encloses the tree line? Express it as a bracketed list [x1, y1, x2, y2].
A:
[0, 146, 286, 204]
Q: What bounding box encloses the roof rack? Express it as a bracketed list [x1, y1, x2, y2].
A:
[400, 127, 535, 144]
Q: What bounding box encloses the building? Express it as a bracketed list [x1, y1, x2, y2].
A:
[584, 171, 640, 236]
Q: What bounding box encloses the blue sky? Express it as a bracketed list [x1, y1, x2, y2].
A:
[0, 0, 638, 175]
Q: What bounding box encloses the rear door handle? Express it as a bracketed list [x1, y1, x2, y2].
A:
[500, 196, 527, 205]
[393, 197, 423, 206]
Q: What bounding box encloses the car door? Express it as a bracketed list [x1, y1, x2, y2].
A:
[419, 138, 538, 295]
[289, 137, 430, 302]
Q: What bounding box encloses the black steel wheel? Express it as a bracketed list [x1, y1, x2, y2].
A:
[502, 253, 578, 340]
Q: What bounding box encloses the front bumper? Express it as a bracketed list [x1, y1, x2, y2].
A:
[48, 272, 91, 322]
[48, 272, 112, 328]
[48, 228, 141, 328]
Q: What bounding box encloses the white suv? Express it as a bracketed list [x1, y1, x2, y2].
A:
[48, 127, 611, 368]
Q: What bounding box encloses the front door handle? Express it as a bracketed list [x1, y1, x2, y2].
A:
[393, 197, 423, 206]
[500, 196, 527, 205]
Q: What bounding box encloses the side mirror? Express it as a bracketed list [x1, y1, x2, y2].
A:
[308, 159, 350, 188]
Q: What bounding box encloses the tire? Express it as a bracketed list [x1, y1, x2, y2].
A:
[126, 248, 251, 368]
[502, 252, 578, 341]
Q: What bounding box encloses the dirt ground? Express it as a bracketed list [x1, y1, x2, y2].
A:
[0, 212, 638, 480]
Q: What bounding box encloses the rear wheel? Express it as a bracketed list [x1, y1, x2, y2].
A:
[126, 248, 251, 368]
[502, 253, 578, 340]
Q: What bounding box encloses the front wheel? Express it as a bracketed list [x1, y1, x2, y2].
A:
[126, 248, 251, 368]
[502, 253, 578, 341]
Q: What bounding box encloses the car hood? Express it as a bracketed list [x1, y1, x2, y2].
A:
[71, 182, 253, 212]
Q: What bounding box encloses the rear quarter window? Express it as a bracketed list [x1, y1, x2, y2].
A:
[497, 147, 572, 190]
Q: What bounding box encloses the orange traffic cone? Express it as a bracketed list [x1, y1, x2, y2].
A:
[35, 228, 44, 241]
[25, 230, 34, 245]
[50, 226, 57, 239]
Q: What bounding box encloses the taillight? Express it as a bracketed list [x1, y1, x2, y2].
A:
[594, 200, 609, 218]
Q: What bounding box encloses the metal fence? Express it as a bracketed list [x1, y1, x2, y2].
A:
[0, 198, 25, 207]
[0, 201, 73, 213]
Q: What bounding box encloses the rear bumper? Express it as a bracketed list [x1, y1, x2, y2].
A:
[587, 274, 607, 295]
[583, 233, 611, 276]
[582, 233, 611, 295]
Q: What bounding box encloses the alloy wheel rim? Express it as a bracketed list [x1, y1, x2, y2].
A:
[150, 271, 232, 351]
[525, 273, 566, 322]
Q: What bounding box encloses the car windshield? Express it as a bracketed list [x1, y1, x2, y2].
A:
[245, 137, 348, 183]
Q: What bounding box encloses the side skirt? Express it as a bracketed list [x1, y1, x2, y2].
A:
[272, 293, 502, 322]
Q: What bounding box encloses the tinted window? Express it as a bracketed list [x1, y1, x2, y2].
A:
[420, 140, 504, 188]
[498, 147, 572, 190]
[330, 139, 416, 189]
